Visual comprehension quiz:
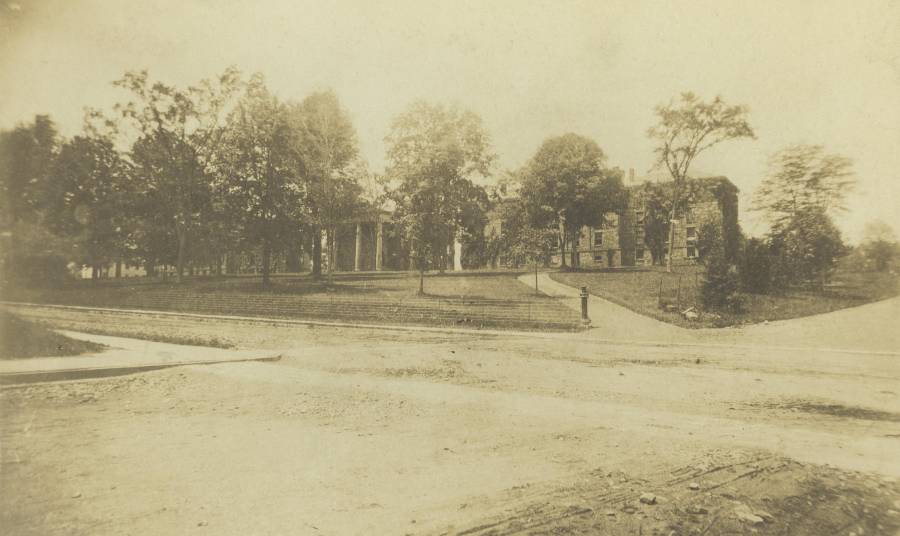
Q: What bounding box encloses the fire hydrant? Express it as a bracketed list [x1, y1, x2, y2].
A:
[580, 286, 591, 326]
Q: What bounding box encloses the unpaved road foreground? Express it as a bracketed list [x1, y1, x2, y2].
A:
[2, 311, 900, 535]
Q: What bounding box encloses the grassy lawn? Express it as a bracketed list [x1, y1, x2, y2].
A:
[2, 270, 581, 331]
[0, 311, 106, 359]
[551, 266, 900, 328]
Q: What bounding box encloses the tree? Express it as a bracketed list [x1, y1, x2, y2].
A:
[753, 144, 855, 230]
[114, 68, 242, 283]
[738, 237, 773, 294]
[0, 116, 64, 284]
[697, 221, 744, 312]
[288, 91, 363, 277]
[648, 92, 754, 271]
[509, 225, 557, 294]
[860, 219, 898, 272]
[519, 134, 626, 268]
[44, 133, 135, 279]
[385, 102, 494, 293]
[769, 207, 846, 288]
[752, 145, 856, 287]
[0, 115, 58, 228]
[218, 74, 301, 285]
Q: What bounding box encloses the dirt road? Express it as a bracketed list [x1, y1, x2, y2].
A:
[2, 308, 899, 535]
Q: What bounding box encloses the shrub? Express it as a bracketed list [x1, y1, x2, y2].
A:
[768, 208, 845, 288]
[3, 253, 72, 288]
[739, 238, 773, 294]
[698, 222, 746, 313]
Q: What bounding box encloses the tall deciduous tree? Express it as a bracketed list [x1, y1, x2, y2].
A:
[385, 102, 494, 292]
[288, 91, 363, 277]
[44, 132, 135, 279]
[0, 115, 58, 228]
[648, 93, 754, 271]
[115, 68, 242, 283]
[519, 133, 626, 268]
[219, 74, 301, 286]
[752, 144, 855, 230]
[0, 116, 63, 283]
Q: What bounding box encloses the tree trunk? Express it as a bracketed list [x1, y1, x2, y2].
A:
[534, 262, 539, 295]
[115, 260, 122, 278]
[569, 229, 578, 269]
[666, 213, 676, 273]
[312, 226, 322, 278]
[418, 267, 425, 295]
[559, 220, 567, 268]
[175, 228, 188, 284]
[262, 237, 271, 286]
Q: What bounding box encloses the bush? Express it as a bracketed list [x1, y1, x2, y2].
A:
[739, 238, 773, 294]
[701, 260, 746, 313]
[769, 208, 845, 288]
[3, 253, 72, 288]
[698, 222, 745, 313]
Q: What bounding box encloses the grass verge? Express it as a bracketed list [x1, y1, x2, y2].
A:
[551, 267, 899, 328]
[0, 311, 106, 359]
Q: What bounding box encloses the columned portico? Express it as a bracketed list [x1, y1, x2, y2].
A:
[338, 210, 394, 272]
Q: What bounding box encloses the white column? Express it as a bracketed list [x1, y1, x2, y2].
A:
[453, 236, 463, 271]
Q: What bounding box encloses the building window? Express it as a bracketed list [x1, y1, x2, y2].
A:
[593, 253, 604, 263]
[594, 231, 603, 247]
[635, 210, 645, 225]
[635, 248, 644, 261]
[686, 226, 697, 241]
[687, 246, 697, 259]
[685, 208, 696, 225]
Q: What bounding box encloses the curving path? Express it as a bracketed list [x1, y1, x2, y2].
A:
[523, 272, 900, 355]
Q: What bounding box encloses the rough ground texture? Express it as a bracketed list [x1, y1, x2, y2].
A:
[2, 308, 899, 535]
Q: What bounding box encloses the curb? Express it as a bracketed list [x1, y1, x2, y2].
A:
[0, 354, 282, 386]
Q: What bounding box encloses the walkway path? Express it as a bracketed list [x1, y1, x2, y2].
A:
[0, 331, 279, 384]
[521, 272, 693, 344]
[528, 272, 900, 355]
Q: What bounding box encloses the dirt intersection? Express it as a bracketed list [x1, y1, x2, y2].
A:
[1, 308, 899, 535]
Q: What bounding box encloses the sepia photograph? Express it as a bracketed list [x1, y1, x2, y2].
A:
[1, 0, 899, 534]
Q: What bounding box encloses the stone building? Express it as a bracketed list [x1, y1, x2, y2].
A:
[551, 175, 740, 268]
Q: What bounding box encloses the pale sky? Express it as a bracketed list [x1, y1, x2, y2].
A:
[2, 0, 898, 242]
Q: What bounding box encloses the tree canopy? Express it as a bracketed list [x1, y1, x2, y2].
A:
[648, 92, 754, 270]
[519, 133, 626, 267]
[385, 101, 494, 291]
[752, 144, 855, 230]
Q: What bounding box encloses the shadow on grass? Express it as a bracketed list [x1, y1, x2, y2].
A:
[0, 311, 107, 359]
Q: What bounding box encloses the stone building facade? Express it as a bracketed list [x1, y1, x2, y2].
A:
[551, 176, 739, 268]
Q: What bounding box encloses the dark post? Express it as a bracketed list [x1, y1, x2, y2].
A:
[580, 286, 591, 326]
